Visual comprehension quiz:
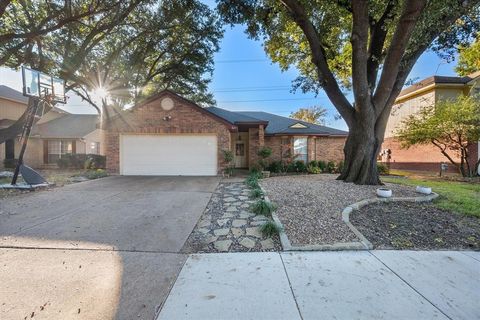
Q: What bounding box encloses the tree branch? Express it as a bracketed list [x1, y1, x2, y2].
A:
[373, 0, 427, 110]
[279, 0, 354, 126]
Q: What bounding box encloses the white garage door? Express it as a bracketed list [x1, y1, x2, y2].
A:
[120, 135, 217, 176]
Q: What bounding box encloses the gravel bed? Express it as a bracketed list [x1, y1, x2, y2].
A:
[182, 182, 282, 253]
[260, 174, 418, 246]
[350, 202, 480, 250]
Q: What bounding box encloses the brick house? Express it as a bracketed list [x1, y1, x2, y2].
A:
[105, 90, 347, 175]
[381, 72, 480, 173]
[0, 85, 105, 169]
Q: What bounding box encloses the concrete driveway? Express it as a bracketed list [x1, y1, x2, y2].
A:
[0, 176, 220, 320]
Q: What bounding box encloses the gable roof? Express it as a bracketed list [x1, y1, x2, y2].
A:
[398, 72, 480, 98]
[31, 114, 99, 139]
[206, 107, 347, 136]
[0, 85, 69, 114]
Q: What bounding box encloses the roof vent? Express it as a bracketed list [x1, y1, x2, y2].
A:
[290, 122, 308, 129]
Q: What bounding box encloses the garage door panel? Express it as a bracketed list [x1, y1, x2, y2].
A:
[121, 135, 217, 176]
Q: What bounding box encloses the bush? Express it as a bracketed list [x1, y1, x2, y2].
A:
[249, 188, 263, 199]
[267, 160, 284, 173]
[377, 162, 390, 175]
[294, 160, 307, 173]
[260, 221, 283, 237]
[84, 154, 106, 169]
[84, 169, 108, 179]
[3, 158, 18, 169]
[286, 161, 296, 172]
[337, 160, 345, 173]
[250, 199, 277, 216]
[308, 160, 318, 168]
[317, 160, 327, 172]
[307, 164, 322, 174]
[326, 161, 336, 173]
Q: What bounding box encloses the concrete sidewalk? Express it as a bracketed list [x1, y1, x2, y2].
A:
[157, 250, 480, 320]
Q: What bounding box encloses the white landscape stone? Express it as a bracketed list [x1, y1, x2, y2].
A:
[239, 237, 256, 249]
[213, 228, 230, 236]
[214, 240, 232, 252]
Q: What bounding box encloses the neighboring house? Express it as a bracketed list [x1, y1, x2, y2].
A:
[382, 73, 480, 173]
[0, 85, 104, 169]
[105, 90, 347, 176]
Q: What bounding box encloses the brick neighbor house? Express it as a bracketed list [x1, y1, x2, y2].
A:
[105, 90, 347, 175]
[381, 72, 480, 174]
[0, 85, 105, 169]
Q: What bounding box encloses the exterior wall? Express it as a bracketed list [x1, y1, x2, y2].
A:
[0, 98, 25, 120]
[248, 127, 260, 168]
[385, 90, 435, 138]
[105, 92, 231, 174]
[81, 129, 105, 155]
[382, 137, 462, 172]
[262, 135, 346, 164]
[314, 137, 346, 162]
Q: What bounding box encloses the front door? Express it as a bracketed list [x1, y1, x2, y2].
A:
[234, 141, 247, 168]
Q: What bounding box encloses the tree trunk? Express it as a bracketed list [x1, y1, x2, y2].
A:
[337, 117, 382, 185]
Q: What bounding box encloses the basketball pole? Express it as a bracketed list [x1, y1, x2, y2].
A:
[11, 97, 42, 185]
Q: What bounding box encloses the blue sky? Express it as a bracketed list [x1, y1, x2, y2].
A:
[0, 17, 459, 131]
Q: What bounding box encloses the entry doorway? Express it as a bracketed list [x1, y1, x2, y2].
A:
[234, 141, 247, 168]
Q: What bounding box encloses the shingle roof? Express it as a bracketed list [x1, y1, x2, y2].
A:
[237, 111, 347, 136]
[0, 85, 29, 104]
[398, 72, 480, 98]
[205, 106, 347, 136]
[205, 106, 268, 124]
[31, 114, 99, 139]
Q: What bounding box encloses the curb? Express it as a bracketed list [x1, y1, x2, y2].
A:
[259, 180, 439, 251]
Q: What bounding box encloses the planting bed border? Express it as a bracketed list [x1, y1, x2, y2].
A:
[261, 183, 439, 251]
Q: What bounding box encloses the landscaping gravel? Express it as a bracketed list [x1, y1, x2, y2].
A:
[260, 174, 418, 246]
[350, 202, 480, 250]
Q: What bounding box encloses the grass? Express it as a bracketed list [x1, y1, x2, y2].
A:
[382, 173, 480, 217]
[260, 221, 282, 237]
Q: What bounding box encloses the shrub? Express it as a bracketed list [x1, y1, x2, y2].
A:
[326, 161, 336, 173]
[308, 160, 318, 168]
[257, 147, 272, 170]
[267, 160, 283, 173]
[294, 160, 307, 173]
[249, 188, 263, 199]
[250, 199, 277, 216]
[3, 158, 18, 169]
[337, 160, 345, 173]
[317, 160, 327, 172]
[377, 162, 390, 175]
[260, 221, 283, 237]
[286, 161, 296, 172]
[84, 154, 106, 169]
[84, 169, 108, 179]
[57, 158, 70, 169]
[307, 164, 322, 174]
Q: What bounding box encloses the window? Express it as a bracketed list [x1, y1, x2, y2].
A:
[90, 142, 100, 154]
[5, 139, 14, 160]
[293, 137, 308, 162]
[47, 140, 72, 163]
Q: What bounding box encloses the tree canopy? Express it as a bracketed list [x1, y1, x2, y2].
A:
[218, 0, 480, 184]
[396, 95, 480, 177]
[290, 106, 327, 125]
[456, 38, 480, 76]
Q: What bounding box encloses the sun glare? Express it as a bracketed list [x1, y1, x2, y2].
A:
[94, 87, 109, 99]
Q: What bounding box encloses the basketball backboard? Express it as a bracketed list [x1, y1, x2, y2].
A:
[22, 66, 66, 104]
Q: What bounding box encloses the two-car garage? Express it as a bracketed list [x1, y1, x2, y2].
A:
[120, 135, 218, 176]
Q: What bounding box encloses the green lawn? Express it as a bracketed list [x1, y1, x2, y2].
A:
[382, 175, 480, 217]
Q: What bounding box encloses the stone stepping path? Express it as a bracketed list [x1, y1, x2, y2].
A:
[182, 182, 282, 253]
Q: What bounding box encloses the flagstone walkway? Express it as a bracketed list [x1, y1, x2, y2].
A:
[182, 182, 281, 253]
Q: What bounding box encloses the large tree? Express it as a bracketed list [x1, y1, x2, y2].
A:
[396, 95, 480, 177]
[218, 0, 480, 184]
[0, 0, 222, 142]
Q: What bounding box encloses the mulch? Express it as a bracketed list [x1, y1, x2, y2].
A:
[350, 201, 480, 250]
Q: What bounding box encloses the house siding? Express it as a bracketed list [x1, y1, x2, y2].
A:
[105, 92, 231, 174]
[314, 137, 346, 162]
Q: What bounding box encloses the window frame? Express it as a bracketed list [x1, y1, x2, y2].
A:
[293, 137, 308, 163]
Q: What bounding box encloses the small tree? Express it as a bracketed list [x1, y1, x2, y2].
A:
[396, 95, 480, 177]
[257, 147, 272, 171]
[290, 106, 327, 125]
[222, 150, 234, 176]
[455, 38, 480, 76]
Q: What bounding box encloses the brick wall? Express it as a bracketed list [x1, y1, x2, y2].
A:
[105, 92, 231, 174]
[381, 137, 469, 173]
[314, 137, 346, 162]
